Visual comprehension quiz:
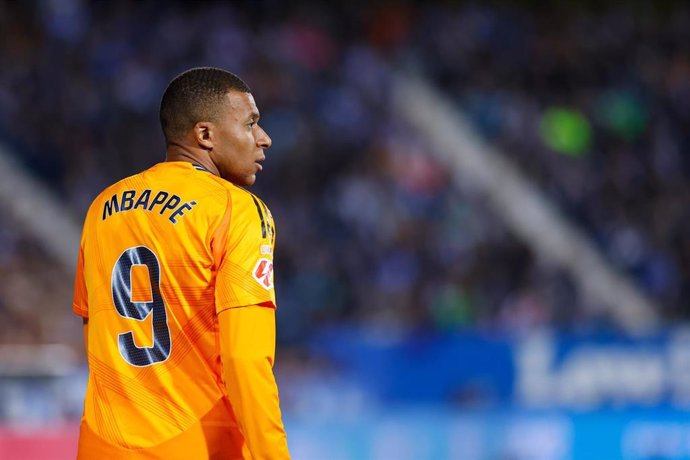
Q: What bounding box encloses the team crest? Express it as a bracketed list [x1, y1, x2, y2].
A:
[252, 258, 274, 290]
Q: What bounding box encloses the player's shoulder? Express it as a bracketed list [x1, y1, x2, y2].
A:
[183, 168, 270, 218]
[227, 183, 258, 203]
[226, 183, 272, 217]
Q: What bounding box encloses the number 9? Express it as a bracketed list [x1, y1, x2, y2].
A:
[111, 246, 171, 367]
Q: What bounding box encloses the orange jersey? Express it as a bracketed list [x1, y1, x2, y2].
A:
[73, 161, 278, 459]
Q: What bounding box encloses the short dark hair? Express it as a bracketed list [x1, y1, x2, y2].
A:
[160, 67, 251, 141]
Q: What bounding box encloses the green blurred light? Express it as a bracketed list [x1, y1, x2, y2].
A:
[430, 285, 473, 329]
[539, 107, 592, 157]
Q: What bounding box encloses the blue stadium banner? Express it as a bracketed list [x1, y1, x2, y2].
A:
[310, 327, 690, 409]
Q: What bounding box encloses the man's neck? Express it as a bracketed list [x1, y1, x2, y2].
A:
[165, 144, 221, 177]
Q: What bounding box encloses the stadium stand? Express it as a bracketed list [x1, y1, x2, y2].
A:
[1, 2, 686, 346]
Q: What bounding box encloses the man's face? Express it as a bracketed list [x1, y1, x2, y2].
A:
[210, 91, 271, 186]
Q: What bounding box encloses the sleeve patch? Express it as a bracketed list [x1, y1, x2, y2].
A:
[252, 258, 274, 290]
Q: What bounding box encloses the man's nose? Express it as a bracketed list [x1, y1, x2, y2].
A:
[257, 126, 272, 149]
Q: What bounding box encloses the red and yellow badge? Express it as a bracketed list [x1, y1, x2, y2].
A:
[252, 258, 274, 290]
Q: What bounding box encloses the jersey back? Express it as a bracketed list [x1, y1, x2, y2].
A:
[73, 162, 276, 458]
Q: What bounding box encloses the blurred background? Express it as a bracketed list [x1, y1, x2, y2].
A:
[0, 1, 689, 459]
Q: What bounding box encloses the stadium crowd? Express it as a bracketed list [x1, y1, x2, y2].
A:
[0, 1, 688, 351]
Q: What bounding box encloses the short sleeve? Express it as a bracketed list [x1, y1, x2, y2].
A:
[214, 191, 276, 314]
[73, 242, 89, 318]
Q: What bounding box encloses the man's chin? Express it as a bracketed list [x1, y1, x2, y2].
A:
[244, 174, 257, 186]
[219, 168, 256, 186]
[228, 174, 256, 187]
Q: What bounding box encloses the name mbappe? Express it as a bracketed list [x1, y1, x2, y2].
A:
[102, 189, 197, 224]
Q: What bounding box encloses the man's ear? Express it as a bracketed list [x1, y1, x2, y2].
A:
[193, 121, 214, 150]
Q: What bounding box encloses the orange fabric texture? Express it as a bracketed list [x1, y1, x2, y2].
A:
[219, 307, 290, 460]
[73, 162, 286, 459]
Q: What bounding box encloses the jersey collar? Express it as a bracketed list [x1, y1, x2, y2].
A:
[192, 163, 211, 173]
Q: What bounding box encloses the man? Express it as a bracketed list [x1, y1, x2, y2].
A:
[73, 67, 290, 459]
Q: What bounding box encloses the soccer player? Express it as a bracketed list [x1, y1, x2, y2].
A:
[72, 67, 290, 459]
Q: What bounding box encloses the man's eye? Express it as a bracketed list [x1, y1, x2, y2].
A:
[248, 122, 256, 128]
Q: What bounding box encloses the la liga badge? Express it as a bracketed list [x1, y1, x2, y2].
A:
[252, 258, 274, 290]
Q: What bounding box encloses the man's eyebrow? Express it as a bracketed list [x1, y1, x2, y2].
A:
[249, 111, 260, 121]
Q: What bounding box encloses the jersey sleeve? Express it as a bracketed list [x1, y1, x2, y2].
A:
[218, 306, 290, 459]
[73, 240, 88, 318]
[214, 190, 276, 314]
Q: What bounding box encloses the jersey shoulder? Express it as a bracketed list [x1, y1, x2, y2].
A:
[195, 170, 271, 220]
